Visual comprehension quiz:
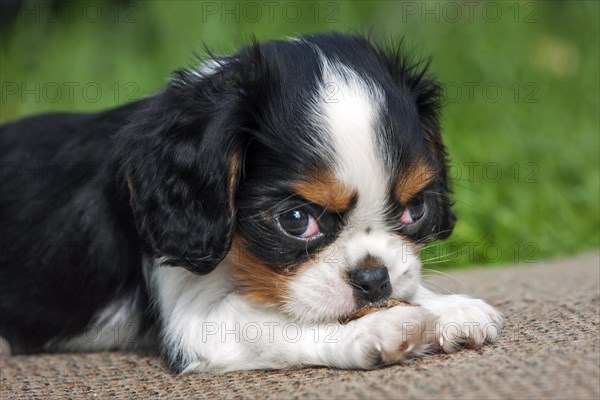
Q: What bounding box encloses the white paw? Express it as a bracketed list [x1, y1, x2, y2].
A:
[346, 306, 440, 368]
[426, 295, 503, 353]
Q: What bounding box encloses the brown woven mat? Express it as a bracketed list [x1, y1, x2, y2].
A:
[1, 251, 599, 400]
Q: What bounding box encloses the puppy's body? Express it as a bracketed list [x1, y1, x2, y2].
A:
[1, 103, 148, 352]
[0, 34, 502, 373]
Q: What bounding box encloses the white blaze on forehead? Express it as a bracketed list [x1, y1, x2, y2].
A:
[285, 54, 423, 324]
[316, 56, 389, 227]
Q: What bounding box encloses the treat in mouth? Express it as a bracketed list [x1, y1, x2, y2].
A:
[340, 299, 412, 324]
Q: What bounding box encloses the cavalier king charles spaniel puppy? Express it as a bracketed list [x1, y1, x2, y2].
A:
[0, 33, 502, 373]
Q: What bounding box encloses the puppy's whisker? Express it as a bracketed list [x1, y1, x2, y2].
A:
[419, 241, 469, 264]
[421, 268, 466, 287]
[451, 181, 477, 192]
[419, 278, 457, 295]
[420, 249, 459, 263]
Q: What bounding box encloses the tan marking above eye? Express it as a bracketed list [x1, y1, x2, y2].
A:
[292, 169, 357, 212]
[395, 161, 436, 205]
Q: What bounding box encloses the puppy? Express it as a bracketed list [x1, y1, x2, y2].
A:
[0, 33, 502, 373]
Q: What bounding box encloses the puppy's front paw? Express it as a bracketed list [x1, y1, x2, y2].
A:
[428, 295, 503, 353]
[347, 306, 439, 368]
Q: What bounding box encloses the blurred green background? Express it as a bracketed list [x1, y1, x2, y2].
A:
[1, 1, 598, 268]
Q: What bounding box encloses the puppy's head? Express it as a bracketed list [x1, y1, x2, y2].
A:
[119, 33, 455, 323]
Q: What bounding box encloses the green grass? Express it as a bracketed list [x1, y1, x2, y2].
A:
[1, 1, 598, 268]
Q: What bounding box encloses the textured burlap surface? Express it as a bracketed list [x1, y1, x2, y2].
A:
[1, 251, 598, 399]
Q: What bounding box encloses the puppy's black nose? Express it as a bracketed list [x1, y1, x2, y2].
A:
[349, 266, 391, 303]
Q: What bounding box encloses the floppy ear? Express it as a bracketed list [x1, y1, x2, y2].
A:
[115, 58, 256, 274]
[379, 40, 456, 240]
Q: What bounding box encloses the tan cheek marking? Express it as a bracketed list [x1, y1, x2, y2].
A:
[395, 161, 435, 205]
[230, 236, 291, 306]
[292, 170, 357, 212]
[230, 236, 339, 307]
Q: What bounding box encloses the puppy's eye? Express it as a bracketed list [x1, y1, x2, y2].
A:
[400, 196, 426, 226]
[278, 209, 320, 238]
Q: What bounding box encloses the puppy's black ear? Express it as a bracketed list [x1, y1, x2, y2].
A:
[379, 40, 456, 240]
[116, 57, 259, 274]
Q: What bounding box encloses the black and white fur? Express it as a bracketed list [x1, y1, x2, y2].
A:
[0, 33, 502, 373]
